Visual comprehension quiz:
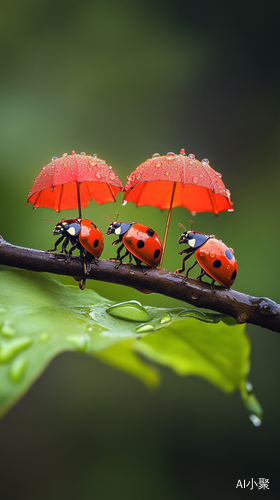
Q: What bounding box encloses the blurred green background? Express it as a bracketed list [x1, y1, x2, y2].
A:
[1, 0, 280, 498]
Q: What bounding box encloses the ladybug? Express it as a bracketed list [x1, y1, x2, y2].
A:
[106, 215, 162, 272]
[176, 222, 237, 288]
[47, 218, 104, 288]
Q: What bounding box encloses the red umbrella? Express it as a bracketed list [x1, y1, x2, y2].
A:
[26, 151, 123, 217]
[123, 150, 233, 267]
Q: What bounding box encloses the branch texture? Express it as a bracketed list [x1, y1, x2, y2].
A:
[0, 236, 280, 333]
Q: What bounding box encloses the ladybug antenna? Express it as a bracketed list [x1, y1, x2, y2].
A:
[116, 212, 119, 222]
[45, 218, 56, 224]
[190, 220, 193, 231]
[105, 215, 114, 224]
[178, 223, 187, 231]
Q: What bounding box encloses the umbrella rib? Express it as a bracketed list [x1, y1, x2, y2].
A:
[107, 183, 116, 202]
[58, 183, 64, 212]
[32, 190, 42, 207]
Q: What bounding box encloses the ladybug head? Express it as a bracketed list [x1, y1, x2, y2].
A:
[178, 222, 209, 249]
[106, 214, 131, 237]
[53, 220, 68, 236]
[53, 220, 81, 237]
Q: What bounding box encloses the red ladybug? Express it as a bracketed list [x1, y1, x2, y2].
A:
[106, 216, 162, 271]
[48, 218, 104, 288]
[176, 222, 237, 288]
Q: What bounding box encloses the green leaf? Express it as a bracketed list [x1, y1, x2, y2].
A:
[0, 269, 254, 420]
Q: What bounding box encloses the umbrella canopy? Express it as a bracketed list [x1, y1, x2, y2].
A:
[123, 150, 233, 267]
[26, 151, 123, 217]
[124, 150, 233, 213]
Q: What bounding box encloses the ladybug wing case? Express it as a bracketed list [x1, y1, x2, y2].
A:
[123, 223, 162, 267]
[79, 219, 104, 258]
[195, 238, 237, 287]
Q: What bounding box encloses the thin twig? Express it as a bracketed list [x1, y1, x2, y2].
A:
[0, 236, 280, 333]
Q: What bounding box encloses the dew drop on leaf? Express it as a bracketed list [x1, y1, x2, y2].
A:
[9, 357, 28, 382]
[160, 314, 171, 324]
[135, 324, 155, 333]
[66, 334, 90, 352]
[106, 301, 151, 322]
[40, 333, 50, 342]
[0, 337, 32, 363]
[1, 320, 15, 337]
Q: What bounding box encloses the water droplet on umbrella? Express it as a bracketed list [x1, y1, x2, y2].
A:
[228, 209, 234, 212]
[201, 158, 209, 165]
[188, 154, 195, 159]
[9, 357, 28, 383]
[210, 251, 216, 258]
[80, 152, 86, 155]
[179, 148, 185, 155]
[0, 337, 32, 363]
[165, 171, 169, 176]
[71, 151, 76, 155]
[160, 313, 171, 324]
[135, 324, 154, 333]
[226, 189, 231, 197]
[152, 153, 160, 158]
[109, 173, 116, 179]
[191, 211, 196, 216]
[136, 174, 141, 180]
[52, 156, 58, 161]
[96, 173, 101, 179]
[62, 153, 68, 157]
[92, 154, 97, 158]
[122, 200, 128, 206]
[192, 176, 198, 183]
[107, 301, 151, 322]
[216, 172, 222, 178]
[166, 152, 175, 159]
[156, 161, 162, 167]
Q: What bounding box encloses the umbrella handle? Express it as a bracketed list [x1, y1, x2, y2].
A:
[76, 182, 82, 218]
[159, 182, 176, 269]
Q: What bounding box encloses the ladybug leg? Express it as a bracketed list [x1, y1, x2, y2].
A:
[46, 235, 65, 253]
[183, 260, 198, 282]
[133, 257, 147, 274]
[176, 249, 194, 274]
[61, 236, 69, 254]
[110, 243, 125, 262]
[67, 243, 78, 261]
[115, 249, 131, 269]
[197, 269, 206, 281]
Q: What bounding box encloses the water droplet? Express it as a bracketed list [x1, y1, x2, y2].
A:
[96, 173, 101, 179]
[80, 151, 86, 155]
[191, 211, 196, 216]
[135, 324, 154, 333]
[136, 173, 141, 180]
[199, 174, 203, 178]
[226, 265, 230, 269]
[40, 333, 49, 342]
[66, 334, 90, 352]
[92, 153, 97, 158]
[107, 301, 151, 322]
[0, 337, 32, 363]
[166, 152, 175, 159]
[62, 153, 68, 157]
[52, 156, 58, 161]
[192, 176, 198, 183]
[109, 172, 116, 180]
[178, 309, 207, 320]
[152, 153, 160, 158]
[1, 320, 15, 337]
[216, 172, 222, 178]
[155, 161, 162, 167]
[246, 380, 253, 392]
[249, 414, 262, 427]
[9, 357, 28, 382]
[160, 314, 171, 324]
[188, 154, 195, 159]
[165, 171, 169, 176]
[122, 200, 128, 206]
[201, 158, 209, 165]
[209, 251, 216, 258]
[71, 150, 76, 155]
[179, 148, 185, 155]
[63, 163, 67, 168]
[228, 208, 234, 212]
[226, 189, 231, 197]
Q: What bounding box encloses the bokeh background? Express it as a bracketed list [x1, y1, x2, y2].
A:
[0, 1, 280, 498]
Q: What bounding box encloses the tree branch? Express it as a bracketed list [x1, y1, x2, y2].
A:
[0, 236, 279, 333]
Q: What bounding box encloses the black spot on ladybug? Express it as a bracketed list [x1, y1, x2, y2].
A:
[94, 239, 99, 248]
[231, 269, 237, 281]
[146, 228, 154, 237]
[213, 259, 222, 268]
[137, 240, 145, 249]
[225, 249, 233, 260]
[153, 249, 160, 259]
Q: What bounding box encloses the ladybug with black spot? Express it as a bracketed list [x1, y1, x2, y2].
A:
[106, 215, 162, 272]
[176, 222, 237, 288]
[47, 218, 104, 288]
